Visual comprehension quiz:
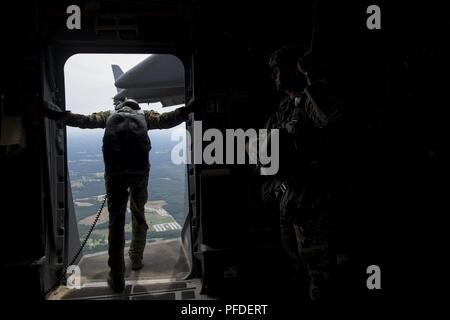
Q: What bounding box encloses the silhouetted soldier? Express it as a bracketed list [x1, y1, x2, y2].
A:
[44, 99, 195, 292]
[261, 45, 343, 300]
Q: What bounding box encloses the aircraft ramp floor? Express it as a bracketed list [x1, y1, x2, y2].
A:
[47, 238, 211, 300]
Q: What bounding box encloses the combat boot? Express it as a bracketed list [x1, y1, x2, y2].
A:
[107, 274, 125, 293]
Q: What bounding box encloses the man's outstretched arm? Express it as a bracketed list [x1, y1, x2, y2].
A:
[42, 101, 110, 129]
[63, 111, 110, 129]
[145, 101, 198, 129]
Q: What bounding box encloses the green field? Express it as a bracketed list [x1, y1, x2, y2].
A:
[78, 206, 182, 254]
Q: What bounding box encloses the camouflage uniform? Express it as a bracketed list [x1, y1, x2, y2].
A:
[263, 80, 342, 300]
[64, 106, 190, 277]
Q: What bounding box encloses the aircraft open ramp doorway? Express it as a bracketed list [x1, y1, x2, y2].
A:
[56, 53, 191, 298]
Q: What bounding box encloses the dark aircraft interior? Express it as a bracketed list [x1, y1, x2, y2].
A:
[0, 0, 446, 305]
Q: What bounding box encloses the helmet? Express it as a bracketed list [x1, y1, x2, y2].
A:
[269, 45, 308, 73]
[115, 98, 140, 111]
[269, 45, 308, 91]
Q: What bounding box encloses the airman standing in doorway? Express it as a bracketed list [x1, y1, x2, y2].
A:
[44, 99, 196, 292]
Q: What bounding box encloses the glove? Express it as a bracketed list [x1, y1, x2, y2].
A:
[42, 101, 69, 121]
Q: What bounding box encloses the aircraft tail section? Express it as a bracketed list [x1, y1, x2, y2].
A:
[111, 65, 124, 93]
[111, 56, 185, 107]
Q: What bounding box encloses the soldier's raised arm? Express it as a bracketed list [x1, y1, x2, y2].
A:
[144, 102, 198, 129]
[62, 111, 110, 129]
[63, 111, 111, 129]
[42, 101, 111, 129]
[303, 79, 342, 129]
[298, 51, 343, 129]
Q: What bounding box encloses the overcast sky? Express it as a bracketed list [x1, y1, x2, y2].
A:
[64, 53, 185, 136]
